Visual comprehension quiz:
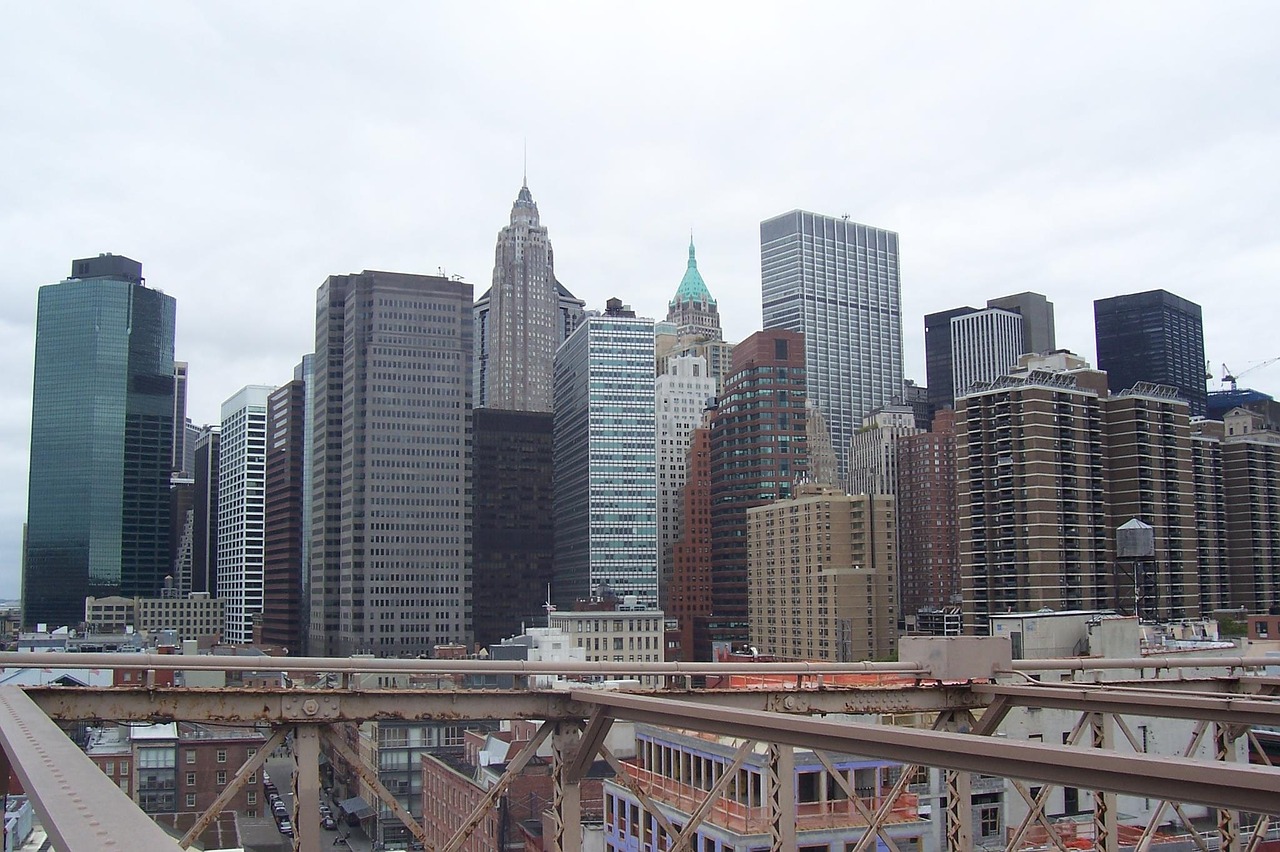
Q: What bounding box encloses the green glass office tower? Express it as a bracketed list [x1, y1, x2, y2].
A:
[23, 254, 177, 629]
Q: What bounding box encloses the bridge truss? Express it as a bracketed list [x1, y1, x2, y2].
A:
[0, 646, 1278, 852]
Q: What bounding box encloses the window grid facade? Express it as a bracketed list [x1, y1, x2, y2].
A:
[761, 211, 903, 484]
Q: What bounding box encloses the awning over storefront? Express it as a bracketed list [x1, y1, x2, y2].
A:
[338, 796, 376, 820]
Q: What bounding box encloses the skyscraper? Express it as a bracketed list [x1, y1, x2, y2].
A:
[986, 291, 1056, 356]
[950, 307, 1024, 399]
[926, 293, 1055, 411]
[847, 404, 921, 497]
[706, 330, 808, 656]
[309, 270, 473, 657]
[665, 239, 721, 341]
[1094, 289, 1207, 417]
[897, 409, 961, 629]
[218, 385, 272, 644]
[761, 211, 903, 483]
[24, 254, 176, 630]
[263, 361, 311, 655]
[191, 426, 220, 596]
[473, 181, 584, 412]
[472, 408, 555, 650]
[748, 484, 897, 662]
[553, 299, 657, 607]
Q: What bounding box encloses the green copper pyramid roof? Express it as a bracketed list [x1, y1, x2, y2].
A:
[669, 238, 716, 307]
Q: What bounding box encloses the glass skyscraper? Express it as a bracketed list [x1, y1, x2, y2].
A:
[761, 211, 903, 484]
[24, 254, 177, 629]
[1094, 289, 1208, 417]
[553, 299, 657, 607]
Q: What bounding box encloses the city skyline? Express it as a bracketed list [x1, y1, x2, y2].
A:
[2, 4, 1280, 596]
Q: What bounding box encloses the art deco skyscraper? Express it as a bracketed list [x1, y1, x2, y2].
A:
[761, 211, 903, 483]
[24, 254, 176, 630]
[473, 181, 584, 412]
[309, 271, 473, 657]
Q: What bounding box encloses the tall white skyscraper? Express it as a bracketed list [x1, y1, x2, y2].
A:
[553, 299, 658, 607]
[473, 181, 584, 412]
[218, 384, 273, 644]
[655, 354, 716, 607]
[761, 210, 903, 483]
[951, 307, 1024, 399]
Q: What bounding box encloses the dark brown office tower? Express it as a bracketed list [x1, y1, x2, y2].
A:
[263, 376, 308, 655]
[1190, 419, 1230, 613]
[191, 427, 220, 595]
[1221, 407, 1280, 612]
[668, 426, 713, 660]
[472, 408, 555, 649]
[1101, 385, 1200, 620]
[705, 330, 807, 657]
[896, 408, 960, 632]
[309, 271, 472, 658]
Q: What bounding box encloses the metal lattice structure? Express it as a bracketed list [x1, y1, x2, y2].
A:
[0, 648, 1278, 851]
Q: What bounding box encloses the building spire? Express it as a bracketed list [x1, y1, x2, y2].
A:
[523, 137, 527, 188]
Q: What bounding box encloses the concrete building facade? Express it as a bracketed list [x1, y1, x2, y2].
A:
[747, 484, 897, 662]
[309, 270, 473, 657]
[655, 354, 716, 609]
[707, 330, 808, 655]
[896, 408, 962, 631]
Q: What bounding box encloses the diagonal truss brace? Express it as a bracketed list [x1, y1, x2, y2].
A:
[438, 720, 555, 852]
[321, 726, 428, 848]
[180, 726, 288, 848]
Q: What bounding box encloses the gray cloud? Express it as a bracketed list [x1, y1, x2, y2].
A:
[1, 2, 1278, 597]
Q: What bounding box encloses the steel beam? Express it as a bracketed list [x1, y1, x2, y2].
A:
[24, 683, 981, 724]
[550, 722, 582, 852]
[439, 720, 554, 852]
[0, 686, 183, 851]
[766, 743, 796, 852]
[572, 690, 1280, 814]
[974, 682, 1280, 727]
[294, 725, 323, 852]
[321, 727, 428, 848]
[0, 650, 924, 677]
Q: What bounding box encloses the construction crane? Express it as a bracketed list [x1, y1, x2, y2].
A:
[1221, 357, 1280, 391]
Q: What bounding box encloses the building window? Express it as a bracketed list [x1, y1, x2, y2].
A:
[980, 806, 1000, 838]
[120, 761, 130, 775]
[247, 791, 257, 805]
[216, 749, 227, 763]
[217, 770, 227, 786]
[186, 793, 197, 809]
[186, 749, 196, 764]
[186, 772, 196, 787]
[104, 762, 115, 776]
[1257, 621, 1270, 637]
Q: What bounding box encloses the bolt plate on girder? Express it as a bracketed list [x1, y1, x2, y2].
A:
[282, 694, 340, 720]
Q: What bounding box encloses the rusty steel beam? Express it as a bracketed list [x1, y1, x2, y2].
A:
[24, 683, 982, 724]
[572, 690, 1280, 814]
[0, 650, 923, 677]
[0, 686, 183, 851]
[973, 682, 1280, 727]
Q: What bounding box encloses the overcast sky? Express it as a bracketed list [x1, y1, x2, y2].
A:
[2, 3, 1278, 599]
